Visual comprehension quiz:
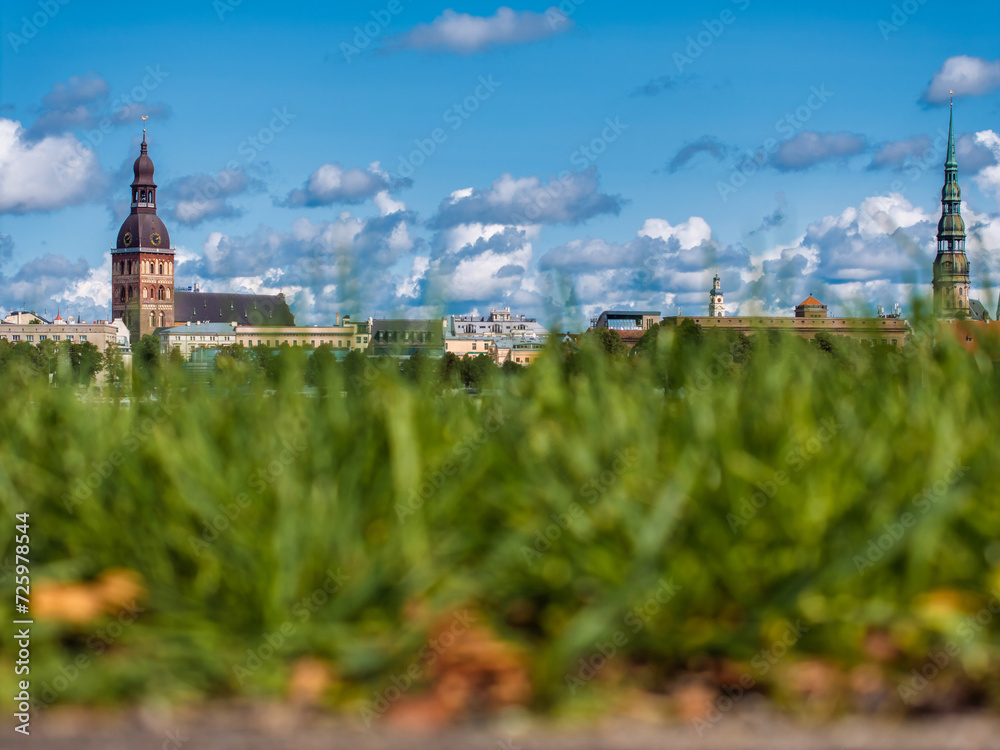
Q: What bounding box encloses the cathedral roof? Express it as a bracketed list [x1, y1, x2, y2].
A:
[173, 291, 296, 327]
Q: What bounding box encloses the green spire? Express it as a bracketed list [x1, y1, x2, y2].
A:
[945, 94, 957, 169]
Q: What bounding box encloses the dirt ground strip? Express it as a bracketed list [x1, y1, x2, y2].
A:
[4, 707, 1000, 750]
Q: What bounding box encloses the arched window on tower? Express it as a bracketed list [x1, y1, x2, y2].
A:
[158, 312, 164, 327]
[142, 287, 148, 299]
[119, 287, 126, 303]
[149, 312, 154, 329]
[158, 286, 165, 300]
[158, 263, 163, 275]
[165, 288, 171, 300]
[140, 190, 147, 203]
[128, 286, 134, 301]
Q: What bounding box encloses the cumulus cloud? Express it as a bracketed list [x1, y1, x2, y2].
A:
[771, 131, 867, 171]
[25, 73, 109, 139]
[869, 132, 997, 175]
[429, 168, 623, 228]
[743, 192, 937, 314]
[176, 208, 423, 323]
[0, 119, 104, 214]
[280, 162, 404, 207]
[973, 130, 1000, 208]
[638, 216, 713, 248]
[0, 252, 111, 324]
[922, 56, 1000, 105]
[869, 135, 933, 171]
[165, 168, 262, 226]
[537, 215, 745, 323]
[667, 136, 730, 172]
[24, 73, 171, 141]
[384, 7, 571, 54]
[960, 131, 1000, 176]
[631, 75, 677, 98]
[425, 224, 538, 304]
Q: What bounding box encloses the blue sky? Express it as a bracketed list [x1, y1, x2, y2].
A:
[1, 0, 999, 326]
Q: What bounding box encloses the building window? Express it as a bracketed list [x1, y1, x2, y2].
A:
[53, 336, 60, 341]
[80, 335, 87, 342]
[39, 335, 47, 341]
[67, 336, 74, 342]
[26, 335, 33, 342]
[356, 337, 361, 344]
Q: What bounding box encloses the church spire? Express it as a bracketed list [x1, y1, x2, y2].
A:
[945, 93, 957, 169]
[932, 97, 970, 319]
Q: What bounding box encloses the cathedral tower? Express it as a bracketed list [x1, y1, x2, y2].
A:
[111, 132, 175, 342]
[932, 101, 970, 319]
[708, 271, 725, 317]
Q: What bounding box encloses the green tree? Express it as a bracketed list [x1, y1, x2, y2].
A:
[585, 327, 629, 358]
[439, 351, 462, 388]
[70, 341, 104, 385]
[460, 354, 498, 389]
[305, 344, 338, 388]
[133, 334, 162, 392]
[102, 343, 126, 396]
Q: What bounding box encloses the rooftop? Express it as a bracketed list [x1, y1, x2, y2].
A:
[174, 291, 295, 326]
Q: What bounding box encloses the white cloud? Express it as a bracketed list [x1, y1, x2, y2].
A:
[430, 169, 622, 228]
[0, 119, 103, 214]
[638, 216, 712, 249]
[771, 131, 867, 171]
[923, 56, 1000, 105]
[282, 162, 395, 207]
[973, 130, 1000, 208]
[385, 7, 571, 54]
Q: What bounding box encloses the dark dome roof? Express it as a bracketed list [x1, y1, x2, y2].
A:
[938, 213, 965, 238]
[131, 138, 156, 187]
[117, 212, 171, 249]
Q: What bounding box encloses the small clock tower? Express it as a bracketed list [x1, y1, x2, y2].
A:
[708, 271, 725, 317]
[111, 132, 175, 342]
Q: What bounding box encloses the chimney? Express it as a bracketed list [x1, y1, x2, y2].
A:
[336, 312, 341, 326]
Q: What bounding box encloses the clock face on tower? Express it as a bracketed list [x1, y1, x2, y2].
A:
[123, 232, 132, 246]
[151, 232, 161, 246]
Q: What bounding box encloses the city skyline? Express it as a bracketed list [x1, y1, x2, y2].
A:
[1, 1, 999, 328]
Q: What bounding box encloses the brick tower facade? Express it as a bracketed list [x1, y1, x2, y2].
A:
[111, 132, 175, 342]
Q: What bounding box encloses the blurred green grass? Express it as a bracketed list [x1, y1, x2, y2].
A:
[1, 316, 999, 717]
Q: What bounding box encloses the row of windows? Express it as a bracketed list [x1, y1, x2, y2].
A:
[132, 189, 156, 204]
[2, 334, 83, 343]
[174, 338, 366, 348]
[118, 285, 171, 302]
[375, 330, 435, 343]
[116, 260, 172, 276]
[122, 311, 167, 329]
